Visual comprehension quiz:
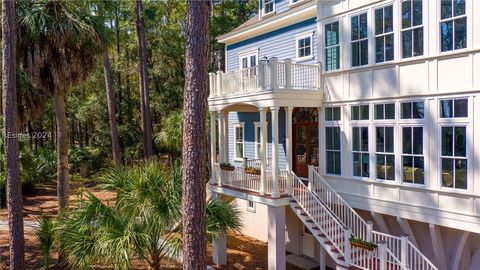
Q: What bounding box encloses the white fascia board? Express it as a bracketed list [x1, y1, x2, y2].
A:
[218, 1, 317, 45]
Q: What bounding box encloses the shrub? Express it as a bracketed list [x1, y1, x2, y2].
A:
[35, 215, 55, 270]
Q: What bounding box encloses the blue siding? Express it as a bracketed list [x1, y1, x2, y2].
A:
[228, 110, 287, 170]
[226, 18, 317, 71]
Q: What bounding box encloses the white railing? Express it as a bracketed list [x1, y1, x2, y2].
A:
[407, 242, 438, 270]
[214, 163, 287, 196]
[309, 167, 368, 240]
[292, 173, 347, 259]
[245, 158, 271, 170]
[309, 167, 438, 270]
[209, 57, 321, 97]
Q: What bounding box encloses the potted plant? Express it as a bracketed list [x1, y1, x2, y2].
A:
[219, 162, 235, 171]
[349, 237, 377, 251]
[244, 166, 261, 175]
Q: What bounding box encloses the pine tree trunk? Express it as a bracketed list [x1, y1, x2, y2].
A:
[182, 1, 210, 269]
[135, 0, 154, 159]
[54, 90, 69, 209]
[2, 1, 25, 268]
[103, 53, 121, 165]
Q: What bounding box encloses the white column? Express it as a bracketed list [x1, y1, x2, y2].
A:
[268, 206, 286, 270]
[271, 106, 280, 198]
[260, 107, 267, 196]
[269, 57, 278, 91]
[209, 111, 217, 185]
[211, 192, 227, 266]
[222, 111, 229, 162]
[217, 112, 225, 186]
[285, 106, 293, 195]
[319, 246, 326, 270]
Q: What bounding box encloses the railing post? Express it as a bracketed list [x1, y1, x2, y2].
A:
[378, 241, 387, 270]
[285, 58, 292, 90]
[400, 234, 409, 270]
[344, 227, 352, 265]
[209, 72, 216, 96]
[307, 165, 314, 191]
[242, 157, 248, 168]
[269, 57, 278, 91]
[258, 60, 266, 91]
[316, 62, 322, 90]
[216, 71, 223, 96]
[366, 221, 373, 242]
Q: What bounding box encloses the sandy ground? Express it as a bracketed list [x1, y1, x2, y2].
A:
[0, 181, 281, 270]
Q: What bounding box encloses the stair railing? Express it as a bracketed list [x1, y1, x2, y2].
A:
[309, 167, 438, 270]
[291, 173, 349, 261]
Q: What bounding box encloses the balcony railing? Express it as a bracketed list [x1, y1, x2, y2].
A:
[209, 58, 321, 97]
[214, 163, 288, 196]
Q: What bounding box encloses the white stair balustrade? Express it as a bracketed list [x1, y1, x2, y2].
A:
[290, 167, 438, 270]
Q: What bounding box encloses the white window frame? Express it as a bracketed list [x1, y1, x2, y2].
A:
[400, 0, 424, 59]
[438, 97, 469, 119]
[373, 102, 396, 121]
[253, 122, 268, 159]
[400, 124, 426, 186]
[289, 0, 307, 7]
[350, 104, 370, 121]
[374, 4, 395, 63]
[438, 123, 469, 191]
[351, 125, 370, 179]
[262, 0, 275, 17]
[350, 11, 369, 68]
[295, 32, 314, 62]
[247, 200, 256, 212]
[374, 125, 396, 182]
[439, 0, 467, 53]
[324, 20, 341, 71]
[324, 124, 342, 176]
[238, 49, 259, 70]
[233, 122, 245, 162]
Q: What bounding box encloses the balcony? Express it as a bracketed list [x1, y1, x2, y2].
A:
[208, 58, 323, 111]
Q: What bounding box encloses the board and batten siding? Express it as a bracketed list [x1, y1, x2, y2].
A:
[226, 18, 317, 71]
[228, 111, 287, 170]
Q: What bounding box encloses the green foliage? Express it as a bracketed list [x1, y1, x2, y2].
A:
[56, 161, 240, 269]
[69, 146, 108, 176]
[154, 110, 183, 158]
[35, 216, 55, 269]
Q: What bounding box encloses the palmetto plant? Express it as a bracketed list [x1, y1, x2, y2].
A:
[35, 216, 55, 270]
[56, 161, 240, 270]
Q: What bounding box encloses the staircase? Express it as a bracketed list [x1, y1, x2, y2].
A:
[289, 167, 438, 270]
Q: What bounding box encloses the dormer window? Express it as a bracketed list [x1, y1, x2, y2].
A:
[263, 0, 275, 16]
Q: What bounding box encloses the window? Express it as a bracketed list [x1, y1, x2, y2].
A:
[374, 103, 395, 120]
[254, 122, 268, 159]
[325, 107, 341, 121]
[352, 127, 369, 177]
[441, 126, 467, 189]
[440, 98, 468, 118]
[325, 127, 341, 175]
[401, 0, 424, 58]
[296, 34, 312, 60]
[263, 0, 274, 15]
[247, 200, 256, 212]
[376, 127, 395, 180]
[351, 13, 368, 67]
[401, 101, 424, 119]
[375, 5, 394, 63]
[325, 21, 340, 71]
[351, 105, 369, 120]
[440, 0, 466, 52]
[402, 127, 424, 184]
[234, 123, 244, 160]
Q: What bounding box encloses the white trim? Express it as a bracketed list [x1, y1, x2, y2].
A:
[238, 49, 259, 70]
[438, 0, 468, 54]
[323, 20, 341, 71]
[350, 11, 369, 68]
[373, 3, 395, 64]
[295, 32, 314, 62]
[399, 0, 425, 59]
[233, 122, 245, 161]
[289, 0, 307, 8]
[253, 122, 269, 159]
